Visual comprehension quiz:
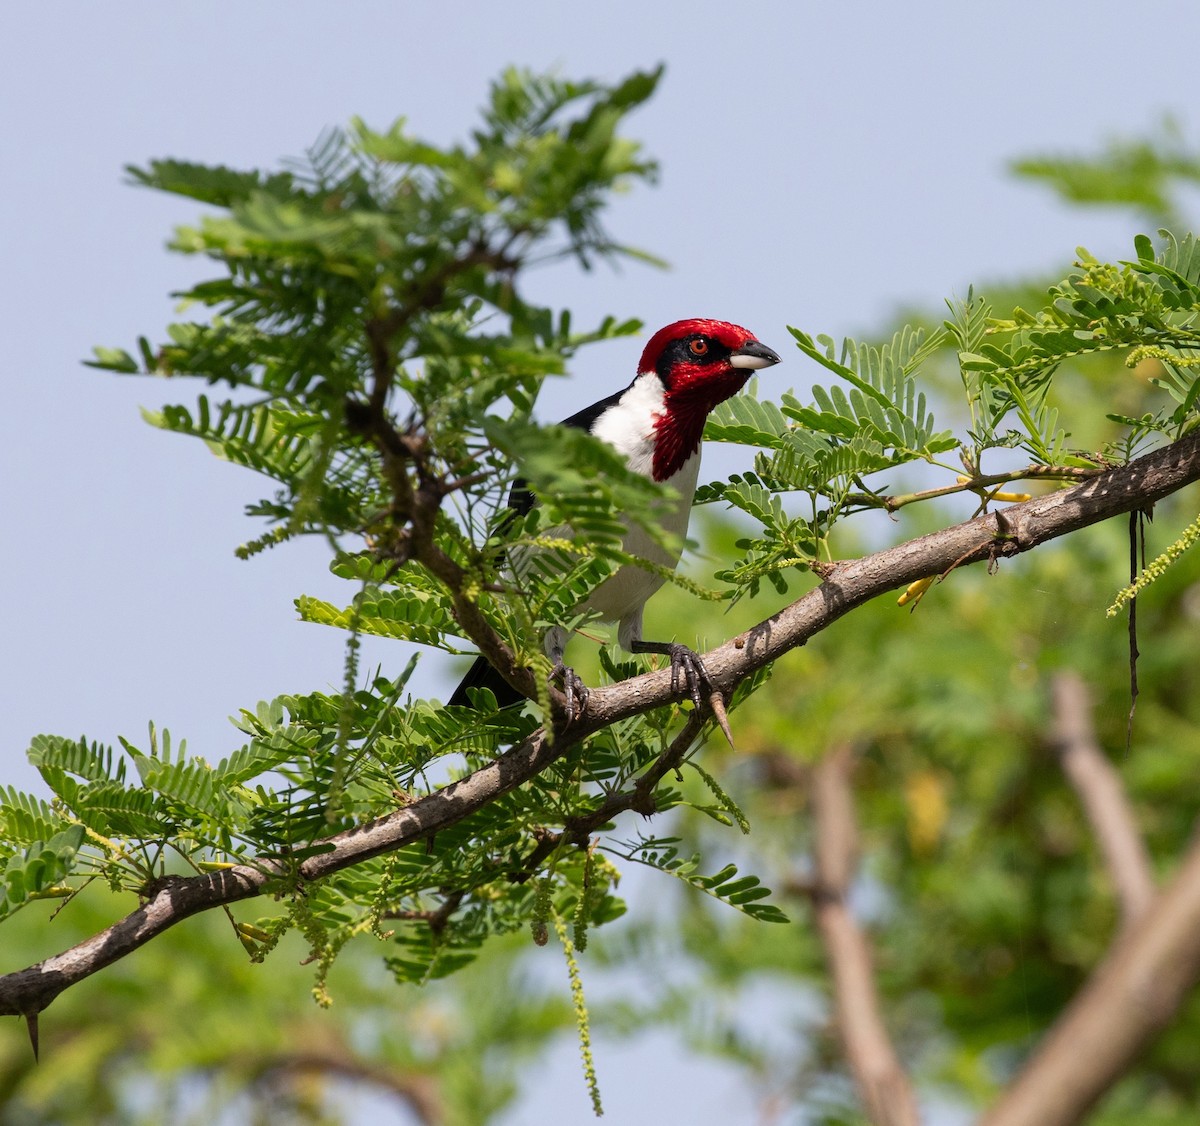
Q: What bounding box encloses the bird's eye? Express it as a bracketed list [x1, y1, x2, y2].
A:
[689, 338, 709, 356]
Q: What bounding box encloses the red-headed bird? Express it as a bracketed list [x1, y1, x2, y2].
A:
[450, 318, 781, 715]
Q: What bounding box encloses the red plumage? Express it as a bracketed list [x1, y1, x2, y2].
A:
[637, 318, 758, 374]
[640, 319, 762, 481]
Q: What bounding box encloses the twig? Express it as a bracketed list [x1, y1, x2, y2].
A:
[842, 464, 1105, 515]
[381, 889, 466, 934]
[1126, 509, 1146, 754]
[349, 238, 541, 706]
[511, 709, 709, 882]
[3, 430, 1200, 1019]
[1050, 672, 1155, 930]
[809, 747, 920, 1126]
[363, 240, 518, 415]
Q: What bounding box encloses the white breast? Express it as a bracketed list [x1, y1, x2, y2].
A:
[589, 372, 665, 475]
[577, 373, 699, 637]
[512, 372, 700, 659]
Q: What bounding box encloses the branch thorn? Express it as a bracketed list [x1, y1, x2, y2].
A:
[709, 690, 735, 750]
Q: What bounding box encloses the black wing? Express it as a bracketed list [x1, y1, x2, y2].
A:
[447, 652, 527, 708]
[559, 384, 626, 432]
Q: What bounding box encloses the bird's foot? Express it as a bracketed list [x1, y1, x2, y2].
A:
[632, 640, 735, 748]
[550, 661, 590, 724]
[668, 643, 710, 709]
[633, 640, 710, 707]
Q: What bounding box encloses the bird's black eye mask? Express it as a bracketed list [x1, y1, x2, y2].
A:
[655, 335, 728, 379]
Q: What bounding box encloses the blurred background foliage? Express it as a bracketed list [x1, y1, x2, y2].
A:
[5, 127, 1200, 1126]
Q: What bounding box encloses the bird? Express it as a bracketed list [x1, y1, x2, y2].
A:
[449, 318, 781, 717]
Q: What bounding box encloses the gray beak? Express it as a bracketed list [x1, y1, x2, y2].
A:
[729, 339, 782, 370]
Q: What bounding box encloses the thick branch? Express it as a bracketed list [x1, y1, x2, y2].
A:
[1050, 672, 1155, 929]
[582, 427, 1200, 729]
[810, 747, 920, 1126]
[0, 727, 560, 1018]
[3, 430, 1200, 1018]
[981, 830, 1200, 1126]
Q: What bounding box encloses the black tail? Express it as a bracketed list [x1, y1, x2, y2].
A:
[448, 655, 527, 708]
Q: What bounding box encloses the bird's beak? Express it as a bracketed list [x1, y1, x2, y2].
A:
[729, 340, 782, 370]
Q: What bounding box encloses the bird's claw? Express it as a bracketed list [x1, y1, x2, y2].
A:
[660, 642, 711, 710]
[638, 641, 736, 749]
[551, 661, 590, 723]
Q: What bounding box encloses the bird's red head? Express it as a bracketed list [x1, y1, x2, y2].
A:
[638, 318, 768, 376]
[638, 318, 781, 480]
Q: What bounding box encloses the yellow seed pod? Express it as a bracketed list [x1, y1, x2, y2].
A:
[237, 922, 274, 943]
[897, 576, 935, 608]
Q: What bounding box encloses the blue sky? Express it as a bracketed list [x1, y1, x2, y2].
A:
[2, 3, 1197, 1121]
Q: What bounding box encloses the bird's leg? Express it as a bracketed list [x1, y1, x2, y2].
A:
[546, 629, 589, 723]
[630, 639, 711, 710]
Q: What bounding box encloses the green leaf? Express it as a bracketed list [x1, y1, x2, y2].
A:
[296, 589, 464, 649]
[612, 836, 789, 924]
[0, 825, 85, 920]
[86, 346, 139, 373]
[28, 735, 125, 784]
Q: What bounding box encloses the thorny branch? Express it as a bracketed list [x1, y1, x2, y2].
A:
[3, 428, 1200, 1030]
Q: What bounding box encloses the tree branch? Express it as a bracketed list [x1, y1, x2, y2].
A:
[381, 889, 466, 934]
[250, 1049, 442, 1125]
[585, 427, 1200, 727]
[981, 828, 1200, 1126]
[349, 238, 542, 705]
[3, 429, 1200, 1020]
[1050, 671, 1155, 929]
[809, 746, 920, 1126]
